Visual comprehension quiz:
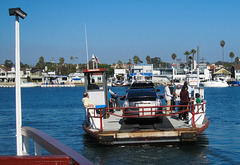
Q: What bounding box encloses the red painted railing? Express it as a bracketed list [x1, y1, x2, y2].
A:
[86, 102, 206, 131]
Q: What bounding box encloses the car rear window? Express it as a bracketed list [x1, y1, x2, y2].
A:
[130, 82, 155, 89]
[127, 88, 157, 98]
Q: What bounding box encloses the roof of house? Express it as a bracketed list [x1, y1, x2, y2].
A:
[214, 68, 231, 75]
[31, 68, 42, 73]
[231, 64, 240, 70]
[0, 66, 13, 72]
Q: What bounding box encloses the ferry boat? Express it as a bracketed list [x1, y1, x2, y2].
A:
[82, 68, 209, 145]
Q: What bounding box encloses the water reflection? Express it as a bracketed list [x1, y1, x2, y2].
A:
[81, 133, 210, 165]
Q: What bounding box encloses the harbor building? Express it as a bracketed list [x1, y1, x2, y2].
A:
[130, 64, 153, 81]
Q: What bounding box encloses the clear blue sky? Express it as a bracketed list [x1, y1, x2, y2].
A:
[1, 0, 240, 66]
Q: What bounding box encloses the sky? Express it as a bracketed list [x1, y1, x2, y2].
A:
[1, 0, 240, 66]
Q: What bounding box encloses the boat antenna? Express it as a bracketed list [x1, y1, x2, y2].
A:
[85, 24, 89, 69]
[197, 45, 200, 88]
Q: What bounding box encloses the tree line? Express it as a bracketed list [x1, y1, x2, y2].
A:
[2, 40, 239, 76]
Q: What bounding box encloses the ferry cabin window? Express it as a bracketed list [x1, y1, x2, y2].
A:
[87, 76, 104, 90]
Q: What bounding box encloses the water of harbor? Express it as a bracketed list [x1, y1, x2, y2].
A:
[0, 86, 240, 164]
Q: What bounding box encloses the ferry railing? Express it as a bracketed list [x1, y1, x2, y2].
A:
[86, 102, 206, 131]
[18, 126, 94, 165]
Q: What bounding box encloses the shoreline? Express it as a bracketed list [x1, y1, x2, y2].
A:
[0, 82, 85, 87]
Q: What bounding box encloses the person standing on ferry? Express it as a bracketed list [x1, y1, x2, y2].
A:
[179, 85, 190, 120]
[174, 84, 181, 113]
[169, 80, 175, 106]
[184, 81, 194, 98]
[82, 92, 95, 108]
[165, 82, 173, 114]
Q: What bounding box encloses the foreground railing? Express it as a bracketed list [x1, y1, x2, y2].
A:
[0, 127, 93, 165]
[86, 102, 206, 131]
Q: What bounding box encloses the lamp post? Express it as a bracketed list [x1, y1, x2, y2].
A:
[9, 7, 27, 156]
[92, 54, 95, 69]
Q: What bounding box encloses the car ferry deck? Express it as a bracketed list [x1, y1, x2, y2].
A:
[83, 103, 209, 145]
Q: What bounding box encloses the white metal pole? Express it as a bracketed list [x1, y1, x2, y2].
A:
[15, 15, 23, 155]
[85, 24, 89, 69]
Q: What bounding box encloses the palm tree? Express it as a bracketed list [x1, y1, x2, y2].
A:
[70, 56, 74, 63]
[229, 52, 235, 63]
[59, 57, 64, 65]
[190, 49, 196, 69]
[133, 55, 140, 64]
[188, 56, 193, 70]
[36, 56, 45, 69]
[184, 51, 190, 71]
[220, 40, 225, 62]
[117, 60, 123, 69]
[171, 53, 177, 62]
[128, 59, 132, 70]
[146, 55, 151, 64]
[235, 57, 239, 64]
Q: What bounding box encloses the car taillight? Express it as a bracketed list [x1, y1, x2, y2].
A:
[156, 99, 161, 106]
[124, 100, 129, 107]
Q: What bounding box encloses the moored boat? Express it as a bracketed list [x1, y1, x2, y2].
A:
[227, 80, 240, 86]
[41, 83, 75, 87]
[201, 78, 229, 87]
[21, 81, 41, 87]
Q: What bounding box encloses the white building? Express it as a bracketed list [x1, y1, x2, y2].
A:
[152, 63, 211, 84]
[130, 64, 153, 81]
[0, 67, 25, 82]
[68, 72, 84, 83]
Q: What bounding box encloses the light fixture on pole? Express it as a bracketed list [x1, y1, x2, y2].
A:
[92, 54, 95, 69]
[9, 7, 27, 156]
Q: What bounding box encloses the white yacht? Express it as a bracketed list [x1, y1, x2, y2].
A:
[201, 78, 229, 87]
[21, 81, 41, 87]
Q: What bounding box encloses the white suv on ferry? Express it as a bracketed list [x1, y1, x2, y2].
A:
[122, 81, 162, 120]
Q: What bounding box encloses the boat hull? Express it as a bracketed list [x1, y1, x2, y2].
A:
[82, 116, 209, 145]
[201, 82, 228, 87]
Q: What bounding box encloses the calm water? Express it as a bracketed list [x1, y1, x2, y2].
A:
[0, 86, 240, 164]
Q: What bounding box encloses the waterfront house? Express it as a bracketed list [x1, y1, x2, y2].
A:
[213, 68, 231, 80]
[26, 68, 43, 82]
[231, 64, 240, 80]
[0, 66, 25, 83]
[0, 66, 7, 82]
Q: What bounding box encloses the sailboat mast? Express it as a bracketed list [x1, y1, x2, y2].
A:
[85, 24, 89, 69]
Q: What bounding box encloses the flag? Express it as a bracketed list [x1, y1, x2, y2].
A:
[95, 56, 101, 64]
